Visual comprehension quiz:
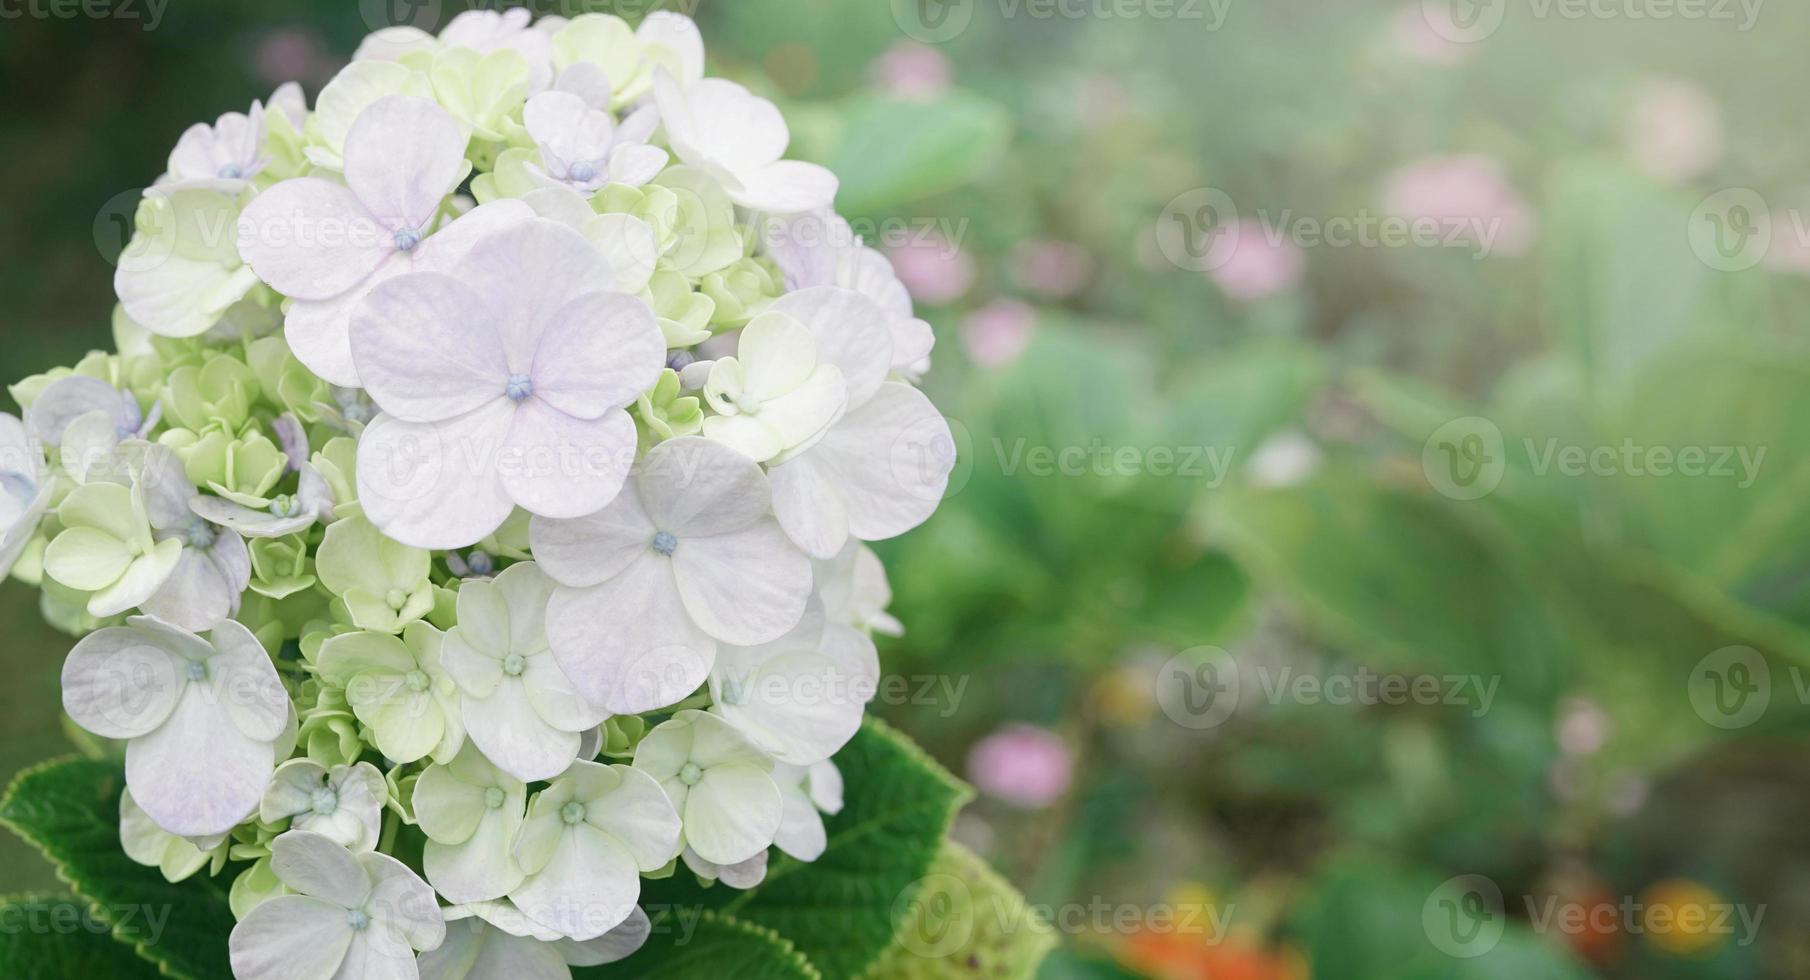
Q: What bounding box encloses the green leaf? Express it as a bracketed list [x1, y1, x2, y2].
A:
[584, 909, 821, 980]
[0, 893, 162, 978]
[0, 758, 236, 980]
[706, 719, 974, 980]
[822, 94, 1011, 214]
[863, 841, 1055, 980]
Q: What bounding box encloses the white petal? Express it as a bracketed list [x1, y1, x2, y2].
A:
[509, 825, 640, 940]
[210, 617, 290, 741]
[684, 764, 782, 866]
[528, 481, 655, 588]
[636, 436, 773, 538]
[138, 546, 235, 632]
[443, 219, 616, 366]
[363, 850, 448, 950]
[772, 778, 827, 861]
[672, 521, 811, 646]
[352, 271, 510, 422]
[559, 904, 651, 966]
[229, 895, 356, 980]
[501, 403, 637, 520]
[126, 683, 274, 837]
[546, 554, 713, 714]
[587, 764, 683, 870]
[344, 96, 467, 233]
[769, 286, 894, 409]
[425, 806, 526, 904]
[525, 91, 615, 168]
[421, 920, 569, 980]
[814, 383, 953, 542]
[530, 292, 663, 419]
[238, 178, 390, 300]
[730, 161, 839, 215]
[270, 831, 371, 907]
[356, 407, 518, 550]
[768, 453, 849, 560]
[464, 680, 582, 784]
[61, 627, 186, 739]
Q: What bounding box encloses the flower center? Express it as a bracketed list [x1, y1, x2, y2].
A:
[394, 228, 421, 252]
[506, 374, 535, 403]
[483, 786, 506, 809]
[678, 762, 703, 787]
[503, 653, 527, 677]
[405, 670, 431, 693]
[184, 521, 217, 550]
[184, 660, 208, 683]
[346, 909, 370, 931]
[467, 551, 495, 577]
[651, 531, 679, 557]
[666, 350, 695, 372]
[560, 801, 587, 825]
[385, 588, 409, 611]
[218, 163, 243, 179]
[569, 160, 597, 183]
[310, 787, 338, 816]
[270, 494, 302, 519]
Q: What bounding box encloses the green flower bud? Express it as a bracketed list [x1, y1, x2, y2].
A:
[245, 337, 330, 422]
[701, 256, 783, 329]
[636, 369, 703, 442]
[645, 271, 716, 348]
[312, 437, 359, 519]
[650, 166, 744, 279]
[163, 351, 259, 432]
[249, 535, 316, 600]
[600, 715, 648, 759]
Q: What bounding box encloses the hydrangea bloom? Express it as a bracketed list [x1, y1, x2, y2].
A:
[11, 10, 961, 976]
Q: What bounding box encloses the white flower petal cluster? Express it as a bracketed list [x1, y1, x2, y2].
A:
[25, 9, 959, 977]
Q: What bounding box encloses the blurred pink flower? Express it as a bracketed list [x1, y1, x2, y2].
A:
[1388, 4, 1472, 67]
[871, 42, 952, 101]
[254, 28, 336, 88]
[1556, 697, 1611, 755]
[967, 724, 1073, 809]
[1012, 238, 1094, 300]
[1206, 220, 1305, 301]
[1623, 77, 1723, 184]
[886, 231, 975, 306]
[1381, 155, 1537, 258]
[963, 299, 1037, 368]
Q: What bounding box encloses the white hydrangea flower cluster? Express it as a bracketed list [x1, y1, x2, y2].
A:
[0, 10, 954, 980]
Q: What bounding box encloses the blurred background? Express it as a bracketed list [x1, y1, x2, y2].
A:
[7, 0, 1810, 977]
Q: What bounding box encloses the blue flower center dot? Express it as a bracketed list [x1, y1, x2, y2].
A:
[569, 161, 597, 183]
[506, 374, 535, 403]
[394, 228, 421, 252]
[185, 660, 208, 683]
[560, 801, 587, 825]
[185, 522, 216, 550]
[218, 164, 243, 179]
[347, 909, 370, 931]
[652, 531, 679, 557]
[678, 762, 703, 786]
[503, 654, 527, 677]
